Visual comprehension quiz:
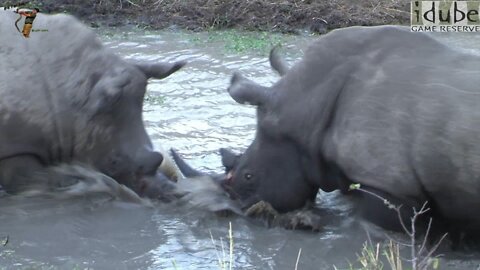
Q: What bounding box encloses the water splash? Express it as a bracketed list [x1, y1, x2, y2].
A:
[16, 164, 151, 206]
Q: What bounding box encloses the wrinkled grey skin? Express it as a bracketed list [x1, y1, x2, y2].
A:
[0, 11, 184, 199]
[225, 25, 480, 239]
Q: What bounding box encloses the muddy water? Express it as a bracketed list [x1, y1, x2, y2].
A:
[2, 29, 480, 269]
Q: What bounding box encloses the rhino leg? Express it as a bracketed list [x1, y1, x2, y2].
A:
[0, 155, 45, 193]
[351, 186, 431, 233]
[0, 155, 83, 194]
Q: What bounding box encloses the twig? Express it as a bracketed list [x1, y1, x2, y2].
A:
[350, 183, 446, 270]
[396, 205, 411, 237]
[294, 248, 302, 270]
[125, 0, 141, 8]
[384, 233, 410, 247]
[228, 222, 233, 270]
[411, 202, 430, 270]
[209, 230, 224, 269]
[418, 218, 433, 257]
[418, 233, 448, 269]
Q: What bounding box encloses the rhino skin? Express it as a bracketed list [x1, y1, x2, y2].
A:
[0, 10, 185, 198]
[224, 25, 480, 241]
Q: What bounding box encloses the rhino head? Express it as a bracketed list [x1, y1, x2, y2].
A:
[222, 47, 322, 212]
[221, 135, 319, 213]
[76, 59, 186, 199]
[0, 12, 185, 198]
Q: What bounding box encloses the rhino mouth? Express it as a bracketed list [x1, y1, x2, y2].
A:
[219, 175, 265, 211]
[219, 175, 239, 200]
[220, 171, 237, 198]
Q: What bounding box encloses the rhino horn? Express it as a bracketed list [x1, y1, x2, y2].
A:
[170, 149, 204, 178]
[219, 148, 240, 173]
[269, 45, 289, 76]
[228, 72, 270, 106]
[135, 60, 187, 79]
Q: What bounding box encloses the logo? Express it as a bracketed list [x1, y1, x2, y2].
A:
[411, 1, 480, 32]
[3, 1, 47, 37]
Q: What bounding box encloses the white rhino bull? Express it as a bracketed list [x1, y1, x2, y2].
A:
[224, 26, 480, 244]
[0, 10, 185, 198]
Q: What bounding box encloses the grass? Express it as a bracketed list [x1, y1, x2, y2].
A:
[190, 29, 288, 54]
[335, 239, 441, 270]
[210, 222, 234, 270]
[343, 184, 446, 270]
[207, 219, 441, 270]
[144, 92, 165, 105]
[97, 26, 293, 55]
[1, 236, 7, 246]
[185, 184, 446, 270]
[295, 248, 302, 270]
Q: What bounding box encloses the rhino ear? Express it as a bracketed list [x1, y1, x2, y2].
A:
[89, 75, 129, 114]
[269, 45, 289, 76]
[135, 61, 187, 79]
[220, 148, 241, 172]
[228, 73, 270, 106]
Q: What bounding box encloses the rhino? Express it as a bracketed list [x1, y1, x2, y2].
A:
[223, 25, 480, 240]
[0, 10, 184, 199]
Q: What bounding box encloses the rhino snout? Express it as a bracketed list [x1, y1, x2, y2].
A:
[136, 151, 163, 176]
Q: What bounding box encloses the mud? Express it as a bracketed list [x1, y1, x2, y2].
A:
[4, 0, 410, 33]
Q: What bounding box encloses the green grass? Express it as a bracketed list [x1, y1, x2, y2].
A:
[190, 29, 288, 54]
[335, 240, 440, 270]
[144, 93, 165, 105]
[345, 184, 444, 270]
[210, 222, 234, 270]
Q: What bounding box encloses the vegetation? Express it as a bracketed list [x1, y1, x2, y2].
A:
[210, 222, 234, 270]
[144, 92, 165, 105]
[342, 184, 446, 270]
[188, 29, 288, 54]
[0, 236, 7, 247]
[7, 0, 410, 33]
[335, 239, 441, 270]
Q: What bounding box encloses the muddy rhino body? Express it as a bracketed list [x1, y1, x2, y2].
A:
[225, 26, 480, 238]
[0, 10, 184, 196]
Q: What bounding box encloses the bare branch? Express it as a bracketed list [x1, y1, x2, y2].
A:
[395, 205, 412, 237]
[418, 218, 433, 256]
[350, 183, 446, 270]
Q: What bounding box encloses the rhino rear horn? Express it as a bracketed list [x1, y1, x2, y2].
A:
[228, 72, 270, 106]
[269, 45, 289, 76]
[219, 148, 241, 173]
[136, 61, 187, 79]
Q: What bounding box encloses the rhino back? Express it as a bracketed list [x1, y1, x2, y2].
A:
[269, 26, 480, 222]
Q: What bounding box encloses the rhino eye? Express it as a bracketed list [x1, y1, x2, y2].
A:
[244, 173, 253, 181]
